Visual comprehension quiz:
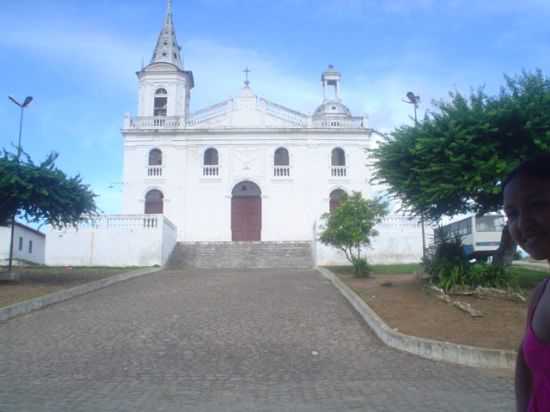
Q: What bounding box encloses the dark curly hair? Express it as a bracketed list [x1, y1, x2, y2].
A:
[502, 153, 550, 191]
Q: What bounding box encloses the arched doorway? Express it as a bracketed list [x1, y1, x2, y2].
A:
[145, 189, 164, 214]
[329, 189, 347, 212]
[231, 181, 261, 241]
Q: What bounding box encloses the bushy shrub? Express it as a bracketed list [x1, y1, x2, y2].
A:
[423, 236, 468, 287]
[438, 264, 469, 291]
[423, 236, 515, 291]
[467, 263, 516, 289]
[351, 257, 370, 278]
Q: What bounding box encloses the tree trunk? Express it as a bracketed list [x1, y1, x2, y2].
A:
[492, 224, 517, 267]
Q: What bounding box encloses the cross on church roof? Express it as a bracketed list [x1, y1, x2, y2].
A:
[243, 67, 251, 87]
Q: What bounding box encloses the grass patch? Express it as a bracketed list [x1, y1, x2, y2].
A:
[325, 263, 421, 276]
[510, 266, 549, 290]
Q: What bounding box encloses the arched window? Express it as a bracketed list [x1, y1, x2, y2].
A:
[329, 189, 347, 212]
[145, 190, 164, 214]
[331, 147, 346, 166]
[203, 148, 219, 176]
[331, 148, 347, 177]
[274, 148, 289, 166]
[204, 148, 219, 165]
[148, 149, 162, 166]
[154, 88, 168, 117]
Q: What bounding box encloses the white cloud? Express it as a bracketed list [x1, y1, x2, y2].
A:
[0, 23, 148, 92]
[184, 38, 320, 113]
[0, 20, 457, 135]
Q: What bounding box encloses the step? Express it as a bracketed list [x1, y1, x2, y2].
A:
[167, 241, 314, 269]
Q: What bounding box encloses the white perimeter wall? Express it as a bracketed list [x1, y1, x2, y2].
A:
[45, 215, 177, 267]
[314, 216, 431, 265]
[0, 224, 46, 265]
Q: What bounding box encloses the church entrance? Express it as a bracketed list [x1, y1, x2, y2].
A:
[231, 181, 262, 241]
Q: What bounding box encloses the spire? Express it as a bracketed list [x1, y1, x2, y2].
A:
[151, 0, 184, 69]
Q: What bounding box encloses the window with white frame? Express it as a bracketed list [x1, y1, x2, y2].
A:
[203, 148, 219, 176]
[145, 190, 164, 214]
[147, 149, 163, 177]
[329, 189, 347, 212]
[274, 147, 290, 177]
[331, 147, 347, 177]
[154, 88, 168, 117]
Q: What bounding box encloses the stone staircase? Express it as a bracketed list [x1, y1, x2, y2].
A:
[167, 241, 314, 270]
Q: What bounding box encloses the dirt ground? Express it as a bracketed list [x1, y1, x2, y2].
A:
[0, 267, 135, 308]
[339, 273, 528, 351]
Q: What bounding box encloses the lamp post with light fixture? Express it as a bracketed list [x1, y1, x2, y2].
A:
[7, 96, 33, 273]
[402, 91, 427, 259]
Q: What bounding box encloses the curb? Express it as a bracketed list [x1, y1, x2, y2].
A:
[0, 267, 162, 322]
[318, 267, 516, 370]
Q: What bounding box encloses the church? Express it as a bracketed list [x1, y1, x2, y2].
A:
[123, 0, 375, 242]
[47, 0, 423, 267]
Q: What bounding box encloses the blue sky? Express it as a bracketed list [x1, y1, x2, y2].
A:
[1, 0, 550, 214]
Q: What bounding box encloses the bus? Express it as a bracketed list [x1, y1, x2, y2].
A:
[433, 214, 505, 258]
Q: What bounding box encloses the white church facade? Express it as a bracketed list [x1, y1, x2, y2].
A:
[47, 0, 424, 267]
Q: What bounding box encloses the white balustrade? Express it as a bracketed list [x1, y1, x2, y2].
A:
[274, 166, 291, 177]
[124, 109, 364, 130]
[76, 214, 167, 230]
[331, 166, 347, 177]
[126, 116, 185, 130]
[312, 117, 365, 128]
[203, 166, 219, 177]
[147, 166, 163, 177]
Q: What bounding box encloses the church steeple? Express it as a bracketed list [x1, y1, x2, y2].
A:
[151, 0, 184, 69]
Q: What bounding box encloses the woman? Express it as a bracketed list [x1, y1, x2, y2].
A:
[503, 154, 550, 412]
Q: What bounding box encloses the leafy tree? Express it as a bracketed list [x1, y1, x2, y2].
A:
[319, 192, 388, 276]
[370, 70, 550, 265]
[0, 149, 97, 228]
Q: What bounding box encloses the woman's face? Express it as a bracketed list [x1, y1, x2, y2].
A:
[504, 173, 550, 260]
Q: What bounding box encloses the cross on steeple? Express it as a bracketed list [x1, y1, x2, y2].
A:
[243, 67, 251, 87]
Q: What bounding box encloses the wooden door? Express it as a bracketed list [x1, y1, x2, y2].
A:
[231, 197, 261, 241]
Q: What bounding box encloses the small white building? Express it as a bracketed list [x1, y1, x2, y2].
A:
[0, 222, 46, 266]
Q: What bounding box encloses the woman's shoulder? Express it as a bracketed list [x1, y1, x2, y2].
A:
[526, 278, 550, 320]
[528, 279, 550, 307]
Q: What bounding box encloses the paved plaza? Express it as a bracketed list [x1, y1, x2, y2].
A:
[0, 269, 514, 411]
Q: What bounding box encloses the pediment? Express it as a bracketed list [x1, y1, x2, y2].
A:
[188, 94, 309, 129]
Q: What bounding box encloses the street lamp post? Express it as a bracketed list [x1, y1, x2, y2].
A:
[403, 91, 427, 259]
[7, 96, 33, 273]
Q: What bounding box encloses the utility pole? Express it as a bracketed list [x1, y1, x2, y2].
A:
[7, 96, 33, 273]
[403, 91, 426, 259]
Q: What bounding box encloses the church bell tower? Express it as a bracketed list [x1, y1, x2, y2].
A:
[136, 0, 194, 120]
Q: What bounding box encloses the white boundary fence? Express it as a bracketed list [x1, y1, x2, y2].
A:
[313, 215, 428, 265]
[46, 215, 178, 267]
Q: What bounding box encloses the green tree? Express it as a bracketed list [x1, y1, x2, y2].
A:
[370, 70, 550, 265]
[0, 149, 97, 227]
[319, 192, 388, 276]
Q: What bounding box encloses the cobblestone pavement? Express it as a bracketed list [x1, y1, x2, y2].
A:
[0, 269, 514, 411]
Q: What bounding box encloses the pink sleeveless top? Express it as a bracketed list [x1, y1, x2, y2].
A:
[523, 278, 550, 412]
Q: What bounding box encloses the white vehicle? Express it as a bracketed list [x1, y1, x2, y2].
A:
[434, 214, 505, 258]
